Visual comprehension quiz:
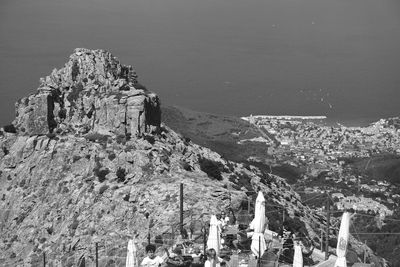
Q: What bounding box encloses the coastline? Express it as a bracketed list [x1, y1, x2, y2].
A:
[242, 114, 385, 128]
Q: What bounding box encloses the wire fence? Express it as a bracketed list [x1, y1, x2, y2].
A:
[0, 225, 319, 267]
[3, 218, 389, 267]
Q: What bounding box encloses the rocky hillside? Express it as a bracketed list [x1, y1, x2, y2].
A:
[0, 49, 380, 266]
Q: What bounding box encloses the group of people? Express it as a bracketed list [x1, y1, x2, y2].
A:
[140, 244, 228, 267]
[139, 209, 236, 267]
[138, 208, 313, 267]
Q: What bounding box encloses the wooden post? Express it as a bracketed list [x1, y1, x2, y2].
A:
[180, 183, 184, 236]
[364, 240, 367, 263]
[43, 251, 46, 267]
[95, 242, 98, 267]
[203, 225, 207, 256]
[325, 192, 330, 261]
[320, 230, 323, 251]
[171, 225, 175, 243]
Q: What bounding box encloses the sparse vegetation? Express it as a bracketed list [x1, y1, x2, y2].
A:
[72, 155, 81, 163]
[180, 160, 192, 171]
[116, 168, 126, 182]
[85, 132, 109, 143]
[3, 124, 16, 133]
[99, 184, 109, 194]
[142, 162, 153, 174]
[116, 134, 126, 145]
[108, 153, 116, 161]
[95, 168, 109, 182]
[93, 158, 109, 182]
[143, 134, 155, 145]
[71, 61, 80, 82]
[198, 157, 223, 180]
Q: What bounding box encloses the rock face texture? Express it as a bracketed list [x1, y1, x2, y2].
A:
[13, 48, 161, 137]
[0, 49, 381, 266]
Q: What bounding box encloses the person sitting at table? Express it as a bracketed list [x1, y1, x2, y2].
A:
[232, 224, 251, 252]
[216, 214, 224, 233]
[220, 211, 230, 228]
[166, 247, 186, 267]
[141, 244, 165, 267]
[204, 248, 223, 267]
[227, 208, 236, 225]
[190, 247, 204, 267]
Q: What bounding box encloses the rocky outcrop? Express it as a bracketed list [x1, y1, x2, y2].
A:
[13, 48, 160, 137]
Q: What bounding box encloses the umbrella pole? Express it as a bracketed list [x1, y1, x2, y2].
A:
[258, 236, 261, 267]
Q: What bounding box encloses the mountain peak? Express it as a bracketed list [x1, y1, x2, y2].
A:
[13, 48, 161, 137]
[39, 48, 138, 90]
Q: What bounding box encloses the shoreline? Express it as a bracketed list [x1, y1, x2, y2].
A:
[242, 114, 387, 128]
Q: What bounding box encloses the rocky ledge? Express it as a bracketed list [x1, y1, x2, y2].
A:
[13, 48, 161, 137]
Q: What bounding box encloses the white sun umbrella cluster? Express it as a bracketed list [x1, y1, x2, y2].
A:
[334, 212, 351, 267]
[250, 191, 267, 259]
[126, 239, 138, 267]
[207, 215, 222, 255]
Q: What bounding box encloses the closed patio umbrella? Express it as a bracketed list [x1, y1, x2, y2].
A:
[293, 242, 303, 267]
[207, 215, 221, 255]
[250, 191, 267, 259]
[126, 239, 138, 267]
[334, 212, 351, 267]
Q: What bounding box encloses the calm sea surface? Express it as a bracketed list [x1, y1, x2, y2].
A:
[1, 0, 399, 125]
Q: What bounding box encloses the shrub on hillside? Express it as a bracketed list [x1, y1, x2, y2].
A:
[96, 169, 109, 182]
[143, 134, 155, 145]
[85, 132, 109, 143]
[3, 124, 16, 133]
[198, 157, 223, 180]
[93, 159, 109, 182]
[99, 184, 109, 195]
[180, 160, 192, 171]
[116, 168, 126, 182]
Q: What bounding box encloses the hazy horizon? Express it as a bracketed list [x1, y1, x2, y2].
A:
[1, 0, 399, 126]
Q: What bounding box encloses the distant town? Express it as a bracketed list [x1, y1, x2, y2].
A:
[241, 115, 400, 219]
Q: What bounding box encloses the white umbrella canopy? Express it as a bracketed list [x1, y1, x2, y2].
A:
[126, 239, 138, 267]
[334, 212, 351, 267]
[207, 215, 221, 255]
[250, 191, 267, 258]
[293, 242, 303, 267]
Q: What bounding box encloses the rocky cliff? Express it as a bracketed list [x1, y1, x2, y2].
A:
[0, 49, 381, 266]
[13, 48, 160, 137]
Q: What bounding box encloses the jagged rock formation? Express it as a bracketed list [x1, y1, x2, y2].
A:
[0, 49, 383, 266]
[13, 48, 160, 137]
